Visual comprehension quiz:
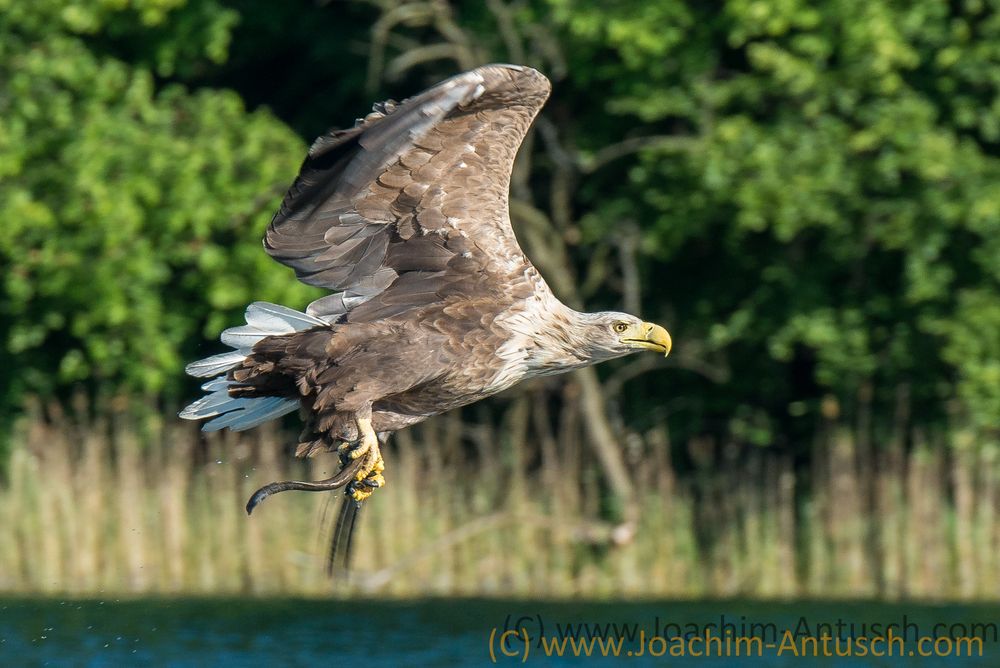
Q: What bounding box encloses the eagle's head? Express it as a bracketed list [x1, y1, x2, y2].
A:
[579, 312, 672, 362]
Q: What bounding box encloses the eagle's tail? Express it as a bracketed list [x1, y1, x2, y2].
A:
[178, 302, 325, 432]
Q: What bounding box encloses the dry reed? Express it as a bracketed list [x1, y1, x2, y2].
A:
[0, 401, 997, 599]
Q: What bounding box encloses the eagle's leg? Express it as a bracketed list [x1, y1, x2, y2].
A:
[340, 416, 385, 503]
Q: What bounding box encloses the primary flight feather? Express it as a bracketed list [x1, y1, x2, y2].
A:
[180, 64, 671, 568]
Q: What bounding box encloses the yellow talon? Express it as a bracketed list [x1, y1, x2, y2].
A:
[350, 486, 373, 502]
[345, 417, 385, 502]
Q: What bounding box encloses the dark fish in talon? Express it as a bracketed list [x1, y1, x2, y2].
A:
[179, 64, 673, 575]
[245, 458, 365, 515]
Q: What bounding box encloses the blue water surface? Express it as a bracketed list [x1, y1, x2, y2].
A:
[0, 597, 996, 666]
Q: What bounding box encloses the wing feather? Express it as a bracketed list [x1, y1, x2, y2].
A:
[264, 64, 551, 323]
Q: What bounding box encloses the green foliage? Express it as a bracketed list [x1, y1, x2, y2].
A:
[546, 0, 1000, 432]
[1, 0, 997, 440]
[0, 0, 315, 406]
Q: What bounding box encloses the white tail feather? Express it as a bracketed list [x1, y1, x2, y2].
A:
[244, 302, 325, 334]
[202, 396, 299, 432]
[219, 325, 270, 349]
[200, 377, 230, 391]
[185, 351, 246, 378]
[179, 388, 251, 419]
[180, 302, 323, 431]
[218, 302, 327, 349]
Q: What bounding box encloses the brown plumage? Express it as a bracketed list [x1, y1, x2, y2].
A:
[180, 64, 671, 571]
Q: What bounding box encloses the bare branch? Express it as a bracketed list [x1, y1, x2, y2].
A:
[575, 367, 638, 522]
[617, 221, 642, 316]
[580, 135, 698, 173]
[356, 510, 635, 592]
[385, 43, 469, 80]
[367, 3, 436, 94]
[579, 244, 612, 300]
[603, 356, 669, 398]
[671, 351, 731, 384]
[485, 0, 526, 64]
[508, 199, 580, 307]
[524, 15, 567, 79]
[430, 0, 479, 69]
[534, 116, 577, 171]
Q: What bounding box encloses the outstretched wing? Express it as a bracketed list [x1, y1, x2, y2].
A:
[264, 64, 551, 323]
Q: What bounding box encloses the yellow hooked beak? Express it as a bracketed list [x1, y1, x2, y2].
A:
[622, 321, 672, 357]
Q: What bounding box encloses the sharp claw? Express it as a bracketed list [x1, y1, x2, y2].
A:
[349, 484, 374, 502]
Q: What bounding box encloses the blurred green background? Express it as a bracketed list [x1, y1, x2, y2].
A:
[0, 0, 999, 599]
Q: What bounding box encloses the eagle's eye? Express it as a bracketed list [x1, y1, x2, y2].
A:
[613, 322, 629, 334]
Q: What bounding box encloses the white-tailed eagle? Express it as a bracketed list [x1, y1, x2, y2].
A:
[180, 64, 671, 566]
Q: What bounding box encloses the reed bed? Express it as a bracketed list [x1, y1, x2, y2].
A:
[0, 402, 998, 599]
